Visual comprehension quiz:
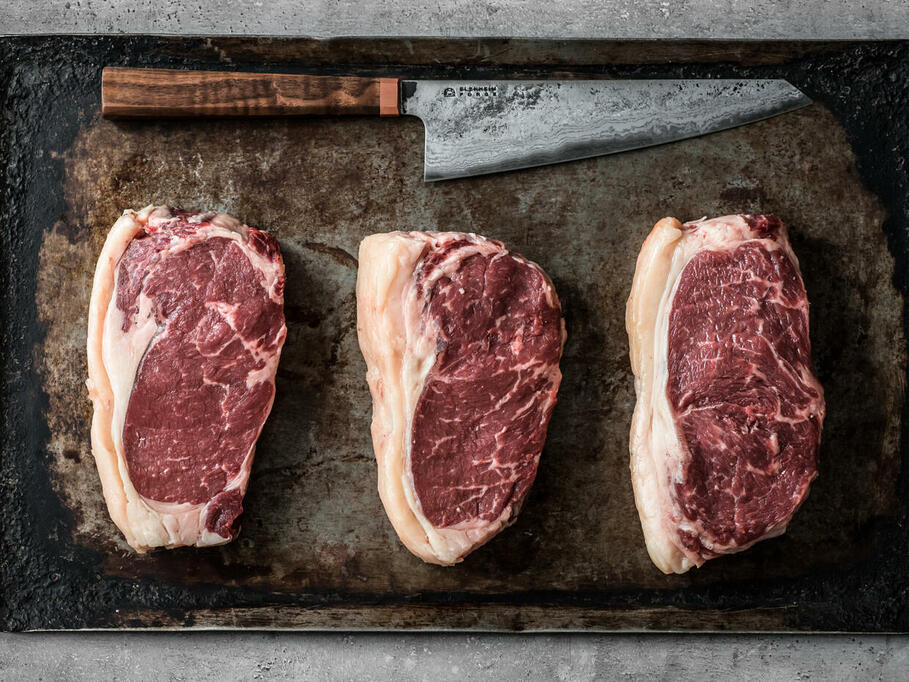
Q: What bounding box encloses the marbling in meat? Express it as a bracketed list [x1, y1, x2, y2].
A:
[626, 214, 825, 573]
[86, 206, 286, 552]
[357, 231, 565, 565]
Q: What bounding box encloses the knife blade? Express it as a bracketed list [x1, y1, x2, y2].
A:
[102, 68, 810, 182]
[401, 79, 811, 181]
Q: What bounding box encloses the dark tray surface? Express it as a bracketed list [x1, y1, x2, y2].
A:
[1, 36, 908, 632]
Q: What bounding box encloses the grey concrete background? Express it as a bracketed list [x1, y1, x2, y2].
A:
[1, 632, 908, 680]
[2, 0, 909, 39]
[3, 1, 909, 680]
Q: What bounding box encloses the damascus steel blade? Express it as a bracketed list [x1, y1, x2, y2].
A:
[400, 79, 811, 181]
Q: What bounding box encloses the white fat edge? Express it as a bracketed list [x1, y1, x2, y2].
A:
[359, 232, 446, 562]
[649, 238, 701, 571]
[95, 208, 172, 550]
[627, 219, 688, 573]
[87, 207, 153, 550]
[142, 499, 204, 548]
[196, 529, 233, 548]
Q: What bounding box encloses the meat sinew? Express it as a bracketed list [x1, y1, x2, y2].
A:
[357, 231, 565, 565]
[86, 206, 286, 552]
[626, 214, 825, 574]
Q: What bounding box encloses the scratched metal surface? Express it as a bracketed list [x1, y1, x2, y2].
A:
[1, 37, 908, 631]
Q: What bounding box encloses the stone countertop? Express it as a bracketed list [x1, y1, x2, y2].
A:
[2, 632, 908, 680]
[2, 0, 908, 39]
[2, 1, 908, 680]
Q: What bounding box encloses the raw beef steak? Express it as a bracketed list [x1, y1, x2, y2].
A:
[357, 232, 565, 565]
[626, 214, 825, 573]
[86, 206, 286, 552]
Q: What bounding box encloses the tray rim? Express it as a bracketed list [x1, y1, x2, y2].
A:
[1, 35, 908, 633]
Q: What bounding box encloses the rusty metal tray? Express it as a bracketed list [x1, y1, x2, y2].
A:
[1, 36, 908, 632]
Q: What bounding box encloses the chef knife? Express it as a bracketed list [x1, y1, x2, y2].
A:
[101, 67, 811, 182]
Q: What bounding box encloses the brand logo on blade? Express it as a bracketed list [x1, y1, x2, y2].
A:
[442, 85, 499, 98]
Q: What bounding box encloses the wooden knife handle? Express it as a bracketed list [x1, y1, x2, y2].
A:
[102, 67, 400, 118]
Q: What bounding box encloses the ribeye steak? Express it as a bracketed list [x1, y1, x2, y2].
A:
[357, 231, 565, 565]
[86, 206, 286, 552]
[626, 214, 825, 573]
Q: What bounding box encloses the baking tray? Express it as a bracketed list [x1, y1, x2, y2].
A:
[1, 36, 908, 632]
